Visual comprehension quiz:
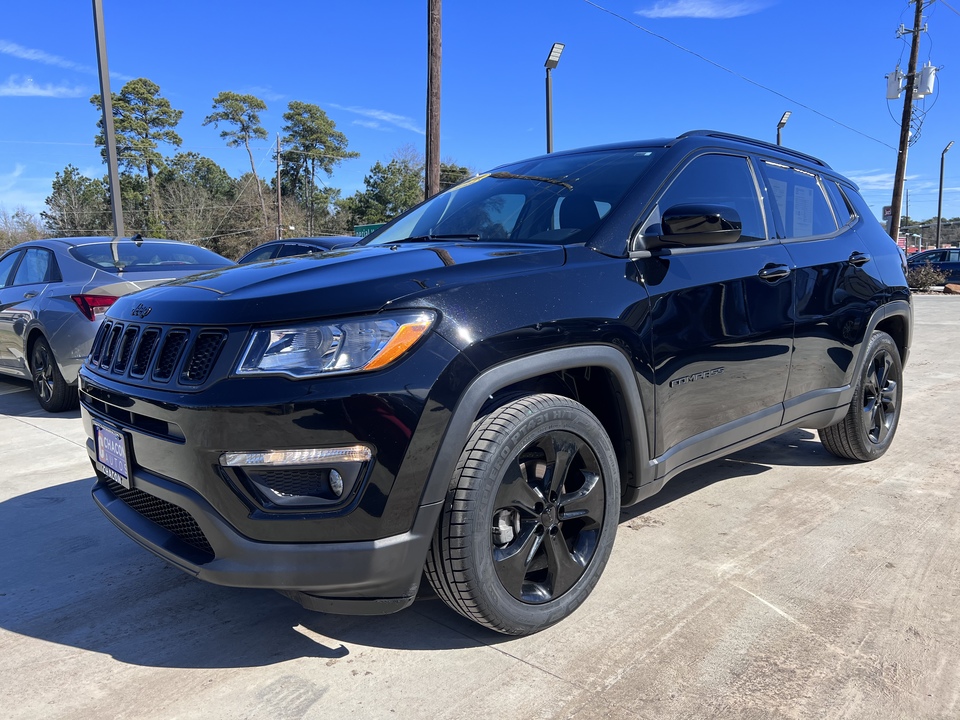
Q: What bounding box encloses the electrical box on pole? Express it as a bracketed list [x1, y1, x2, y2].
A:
[886, 67, 904, 99]
[916, 62, 937, 97]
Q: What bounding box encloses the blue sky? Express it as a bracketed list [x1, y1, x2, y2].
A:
[1, 0, 958, 226]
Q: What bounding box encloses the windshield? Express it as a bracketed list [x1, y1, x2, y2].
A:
[70, 241, 231, 272]
[365, 148, 663, 246]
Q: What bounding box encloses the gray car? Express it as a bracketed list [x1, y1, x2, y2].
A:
[0, 236, 233, 412]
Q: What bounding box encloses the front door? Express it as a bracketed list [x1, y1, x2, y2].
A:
[633, 152, 794, 473]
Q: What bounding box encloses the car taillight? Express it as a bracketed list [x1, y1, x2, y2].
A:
[72, 294, 118, 322]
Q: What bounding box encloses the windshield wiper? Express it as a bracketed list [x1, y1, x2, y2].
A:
[488, 171, 573, 191]
[398, 234, 481, 243]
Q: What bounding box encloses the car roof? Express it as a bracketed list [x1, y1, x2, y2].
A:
[8, 236, 201, 251]
[494, 129, 842, 185]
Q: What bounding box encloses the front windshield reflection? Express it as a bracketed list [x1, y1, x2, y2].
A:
[365, 148, 662, 247]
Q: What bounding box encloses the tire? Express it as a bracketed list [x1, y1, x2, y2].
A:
[30, 336, 78, 413]
[425, 393, 620, 635]
[819, 331, 902, 461]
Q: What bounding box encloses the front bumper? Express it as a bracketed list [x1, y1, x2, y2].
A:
[90, 463, 441, 612]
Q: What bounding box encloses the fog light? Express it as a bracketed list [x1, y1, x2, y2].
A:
[219, 445, 371, 467]
[329, 469, 343, 498]
[219, 445, 370, 509]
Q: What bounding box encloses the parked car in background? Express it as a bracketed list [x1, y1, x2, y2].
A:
[906, 247, 960, 284]
[237, 236, 358, 264]
[0, 236, 233, 412]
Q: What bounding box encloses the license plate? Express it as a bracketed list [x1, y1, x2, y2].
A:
[94, 421, 131, 489]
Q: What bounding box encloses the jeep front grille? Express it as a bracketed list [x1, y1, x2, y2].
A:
[89, 321, 227, 387]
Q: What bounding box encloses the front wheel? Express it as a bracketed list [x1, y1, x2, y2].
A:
[425, 393, 620, 635]
[819, 330, 903, 461]
[30, 336, 78, 413]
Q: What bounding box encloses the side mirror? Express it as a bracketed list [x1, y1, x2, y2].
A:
[643, 204, 742, 250]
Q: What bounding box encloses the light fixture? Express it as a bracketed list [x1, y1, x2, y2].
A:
[776, 111, 792, 145]
[545, 43, 565, 153]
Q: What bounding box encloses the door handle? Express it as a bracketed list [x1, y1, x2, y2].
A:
[849, 252, 871, 267]
[757, 264, 791, 282]
[23, 291, 37, 299]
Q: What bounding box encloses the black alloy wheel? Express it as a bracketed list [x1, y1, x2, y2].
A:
[490, 430, 606, 604]
[820, 331, 902, 461]
[425, 393, 620, 635]
[30, 336, 78, 413]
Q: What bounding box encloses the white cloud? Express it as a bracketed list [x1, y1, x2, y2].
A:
[0, 39, 132, 82]
[0, 75, 85, 98]
[843, 170, 922, 192]
[636, 0, 771, 19]
[243, 86, 285, 103]
[330, 104, 424, 134]
[0, 164, 26, 190]
[352, 119, 390, 131]
[0, 164, 49, 215]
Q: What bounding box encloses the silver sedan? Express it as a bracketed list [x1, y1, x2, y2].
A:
[0, 236, 233, 412]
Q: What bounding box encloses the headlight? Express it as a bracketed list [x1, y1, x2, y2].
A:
[237, 310, 436, 378]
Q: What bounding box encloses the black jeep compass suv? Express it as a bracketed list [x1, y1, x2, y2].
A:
[80, 131, 911, 635]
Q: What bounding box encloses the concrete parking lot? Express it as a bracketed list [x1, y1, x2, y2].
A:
[1, 294, 958, 720]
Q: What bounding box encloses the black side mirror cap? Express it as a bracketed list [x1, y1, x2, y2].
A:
[643, 204, 742, 250]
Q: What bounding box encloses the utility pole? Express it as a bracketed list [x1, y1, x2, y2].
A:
[92, 0, 124, 237]
[889, 0, 926, 243]
[425, 0, 441, 198]
[276, 134, 282, 240]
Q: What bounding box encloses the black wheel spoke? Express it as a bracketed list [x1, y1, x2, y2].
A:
[493, 523, 543, 597]
[544, 435, 582, 500]
[558, 471, 604, 529]
[494, 461, 544, 515]
[544, 531, 587, 598]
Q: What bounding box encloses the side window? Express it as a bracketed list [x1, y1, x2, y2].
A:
[824, 181, 856, 227]
[0, 251, 22, 288]
[277, 243, 316, 258]
[12, 248, 58, 285]
[245, 246, 279, 263]
[948, 250, 960, 262]
[656, 154, 766, 242]
[762, 162, 838, 238]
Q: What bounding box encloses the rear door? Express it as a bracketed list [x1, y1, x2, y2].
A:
[942, 249, 960, 283]
[758, 160, 888, 424]
[633, 152, 794, 471]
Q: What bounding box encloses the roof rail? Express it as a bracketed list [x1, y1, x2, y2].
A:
[678, 130, 830, 169]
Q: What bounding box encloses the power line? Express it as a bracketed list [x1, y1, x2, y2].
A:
[940, 0, 960, 17]
[581, 0, 897, 151]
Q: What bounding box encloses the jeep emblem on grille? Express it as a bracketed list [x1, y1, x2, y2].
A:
[131, 303, 152, 319]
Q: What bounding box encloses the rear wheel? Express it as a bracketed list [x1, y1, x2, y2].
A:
[30, 336, 78, 413]
[819, 331, 902, 461]
[425, 393, 620, 635]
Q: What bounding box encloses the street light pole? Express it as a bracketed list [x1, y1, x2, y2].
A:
[92, 0, 124, 237]
[776, 111, 791, 146]
[545, 43, 564, 154]
[936, 140, 954, 249]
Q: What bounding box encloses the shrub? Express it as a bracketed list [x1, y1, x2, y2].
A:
[907, 261, 948, 291]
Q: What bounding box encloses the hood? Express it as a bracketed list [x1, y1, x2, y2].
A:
[107, 242, 566, 325]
